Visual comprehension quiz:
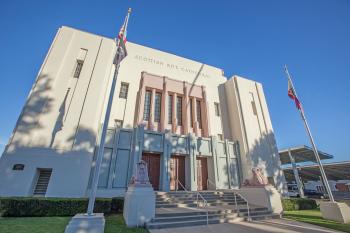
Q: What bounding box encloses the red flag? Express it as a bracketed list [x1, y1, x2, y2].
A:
[288, 79, 301, 109]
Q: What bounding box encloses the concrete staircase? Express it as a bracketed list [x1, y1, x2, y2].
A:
[146, 191, 279, 229]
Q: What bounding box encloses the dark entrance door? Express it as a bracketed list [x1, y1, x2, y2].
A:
[170, 155, 186, 191]
[142, 153, 160, 190]
[197, 157, 208, 190]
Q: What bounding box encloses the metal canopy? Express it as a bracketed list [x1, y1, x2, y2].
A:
[279, 145, 333, 165]
[283, 161, 350, 182]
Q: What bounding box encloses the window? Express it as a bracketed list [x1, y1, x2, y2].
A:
[114, 119, 123, 129]
[154, 92, 162, 122]
[196, 100, 202, 129]
[143, 91, 152, 121]
[250, 93, 258, 115]
[168, 94, 173, 124]
[13, 164, 25, 171]
[218, 134, 223, 141]
[214, 102, 220, 116]
[190, 98, 194, 127]
[119, 82, 129, 99]
[73, 60, 84, 78]
[176, 96, 183, 126]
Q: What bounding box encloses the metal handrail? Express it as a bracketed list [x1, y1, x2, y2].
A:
[206, 178, 217, 190]
[232, 191, 251, 221]
[176, 179, 189, 192]
[176, 179, 209, 225]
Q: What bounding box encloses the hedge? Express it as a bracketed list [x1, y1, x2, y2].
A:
[0, 197, 124, 217]
[282, 198, 317, 211]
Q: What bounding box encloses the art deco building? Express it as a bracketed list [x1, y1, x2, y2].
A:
[0, 26, 286, 197]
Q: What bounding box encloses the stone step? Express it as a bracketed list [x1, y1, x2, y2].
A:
[156, 200, 246, 205]
[153, 209, 272, 223]
[156, 193, 237, 198]
[156, 196, 244, 201]
[155, 206, 268, 218]
[156, 201, 247, 208]
[146, 216, 246, 229]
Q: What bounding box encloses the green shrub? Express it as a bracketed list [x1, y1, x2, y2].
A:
[282, 198, 317, 211]
[0, 197, 124, 217]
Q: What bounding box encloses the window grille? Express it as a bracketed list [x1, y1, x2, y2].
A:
[154, 93, 162, 122]
[196, 100, 202, 129]
[190, 98, 194, 127]
[73, 60, 84, 78]
[214, 102, 220, 116]
[119, 82, 129, 99]
[176, 96, 183, 126]
[168, 94, 173, 124]
[143, 91, 152, 121]
[33, 169, 52, 196]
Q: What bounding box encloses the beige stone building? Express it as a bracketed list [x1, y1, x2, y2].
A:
[0, 26, 286, 198]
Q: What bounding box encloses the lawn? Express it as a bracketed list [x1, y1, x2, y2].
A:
[284, 209, 350, 233]
[0, 214, 149, 233]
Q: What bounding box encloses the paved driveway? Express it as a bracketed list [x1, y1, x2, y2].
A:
[149, 219, 342, 233]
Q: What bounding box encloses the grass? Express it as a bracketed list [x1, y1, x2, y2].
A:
[284, 209, 350, 233]
[0, 214, 149, 233]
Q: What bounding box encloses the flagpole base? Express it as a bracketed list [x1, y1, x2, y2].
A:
[320, 201, 350, 223]
[65, 213, 105, 233]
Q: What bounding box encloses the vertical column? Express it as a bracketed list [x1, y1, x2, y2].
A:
[161, 77, 167, 132]
[288, 148, 305, 198]
[188, 133, 198, 191]
[148, 89, 156, 130]
[172, 93, 177, 133]
[210, 136, 219, 190]
[161, 130, 172, 191]
[183, 82, 189, 135]
[225, 139, 232, 189]
[128, 125, 145, 183]
[201, 86, 210, 137]
[135, 73, 146, 127]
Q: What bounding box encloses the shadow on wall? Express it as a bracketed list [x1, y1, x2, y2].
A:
[9, 74, 54, 147]
[247, 131, 286, 192]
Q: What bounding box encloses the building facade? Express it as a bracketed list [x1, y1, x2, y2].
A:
[0, 26, 286, 198]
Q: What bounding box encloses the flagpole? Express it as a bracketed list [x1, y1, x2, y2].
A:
[284, 65, 335, 203]
[86, 8, 132, 215]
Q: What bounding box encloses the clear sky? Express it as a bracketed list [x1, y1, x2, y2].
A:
[0, 0, 349, 162]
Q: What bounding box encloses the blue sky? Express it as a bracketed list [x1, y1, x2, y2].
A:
[0, 0, 349, 162]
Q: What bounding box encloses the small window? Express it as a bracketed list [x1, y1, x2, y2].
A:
[13, 164, 25, 171]
[143, 91, 152, 121]
[114, 119, 123, 129]
[214, 102, 220, 116]
[190, 98, 194, 127]
[217, 134, 223, 141]
[154, 92, 162, 123]
[250, 93, 258, 115]
[176, 96, 183, 126]
[119, 82, 129, 99]
[73, 60, 84, 78]
[168, 94, 173, 124]
[196, 100, 202, 129]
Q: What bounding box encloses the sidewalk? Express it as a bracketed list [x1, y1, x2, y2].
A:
[149, 218, 343, 233]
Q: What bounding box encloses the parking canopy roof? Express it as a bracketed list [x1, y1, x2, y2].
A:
[279, 145, 333, 165]
[283, 161, 350, 181]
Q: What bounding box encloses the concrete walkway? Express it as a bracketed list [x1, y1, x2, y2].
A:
[149, 219, 343, 233]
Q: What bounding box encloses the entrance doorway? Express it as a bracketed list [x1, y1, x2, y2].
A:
[170, 155, 186, 191]
[197, 157, 208, 190]
[142, 153, 160, 190]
